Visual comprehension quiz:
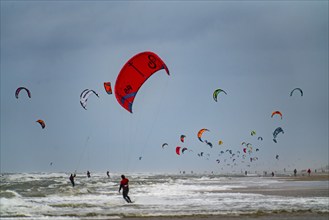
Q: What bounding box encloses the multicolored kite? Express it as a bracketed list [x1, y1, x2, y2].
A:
[104, 82, 112, 95]
[36, 119, 45, 129]
[197, 128, 209, 142]
[15, 87, 31, 99]
[213, 88, 227, 102]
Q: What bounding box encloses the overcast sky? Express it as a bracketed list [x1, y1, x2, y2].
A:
[1, 1, 328, 174]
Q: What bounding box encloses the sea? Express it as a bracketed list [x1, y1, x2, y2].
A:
[1, 172, 328, 219]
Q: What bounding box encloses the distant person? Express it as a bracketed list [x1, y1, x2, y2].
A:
[69, 173, 76, 187]
[271, 172, 275, 177]
[294, 169, 297, 176]
[119, 175, 132, 203]
[107, 171, 110, 178]
[87, 171, 91, 178]
[307, 169, 311, 176]
[245, 171, 247, 176]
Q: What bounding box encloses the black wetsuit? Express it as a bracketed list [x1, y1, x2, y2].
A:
[69, 174, 75, 187]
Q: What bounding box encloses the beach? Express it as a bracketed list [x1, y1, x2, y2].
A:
[122, 213, 329, 220]
[278, 174, 329, 181]
[230, 174, 329, 198]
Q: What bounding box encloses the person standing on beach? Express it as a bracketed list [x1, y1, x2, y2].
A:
[307, 169, 311, 176]
[119, 175, 132, 203]
[294, 169, 297, 176]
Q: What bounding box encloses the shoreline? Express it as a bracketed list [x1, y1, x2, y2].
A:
[232, 174, 329, 197]
[229, 187, 329, 197]
[121, 212, 329, 220]
[275, 174, 329, 181]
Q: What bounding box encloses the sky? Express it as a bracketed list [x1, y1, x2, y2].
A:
[1, 1, 328, 174]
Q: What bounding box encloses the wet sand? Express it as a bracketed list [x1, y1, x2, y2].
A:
[277, 174, 329, 181]
[231, 174, 329, 197]
[121, 213, 329, 220]
[230, 187, 329, 197]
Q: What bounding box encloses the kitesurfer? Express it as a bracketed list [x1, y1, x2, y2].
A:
[107, 171, 110, 178]
[69, 173, 76, 187]
[87, 171, 91, 178]
[119, 175, 132, 203]
[294, 169, 297, 176]
[307, 169, 311, 176]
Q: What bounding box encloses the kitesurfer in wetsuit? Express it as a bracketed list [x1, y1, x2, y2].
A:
[69, 173, 76, 187]
[119, 175, 132, 203]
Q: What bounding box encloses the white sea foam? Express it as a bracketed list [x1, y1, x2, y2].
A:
[1, 172, 328, 219]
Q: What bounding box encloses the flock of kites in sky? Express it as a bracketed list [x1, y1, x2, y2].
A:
[163, 87, 302, 169]
[15, 51, 303, 170]
[161, 86, 302, 170]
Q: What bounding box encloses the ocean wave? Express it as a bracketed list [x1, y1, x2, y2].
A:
[0, 190, 21, 199]
[1, 172, 328, 219]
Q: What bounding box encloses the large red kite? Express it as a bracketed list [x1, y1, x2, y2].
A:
[114, 51, 169, 113]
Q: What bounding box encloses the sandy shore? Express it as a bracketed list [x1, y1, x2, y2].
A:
[230, 187, 329, 197]
[227, 174, 329, 197]
[277, 174, 329, 181]
[120, 213, 329, 220]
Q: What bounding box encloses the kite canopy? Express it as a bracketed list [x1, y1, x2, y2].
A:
[180, 135, 186, 143]
[290, 88, 303, 96]
[15, 87, 31, 99]
[80, 89, 99, 110]
[271, 111, 283, 119]
[213, 88, 227, 102]
[205, 140, 213, 148]
[162, 143, 168, 149]
[104, 82, 112, 94]
[176, 146, 181, 155]
[273, 127, 284, 143]
[36, 119, 45, 129]
[197, 128, 209, 142]
[114, 51, 169, 113]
